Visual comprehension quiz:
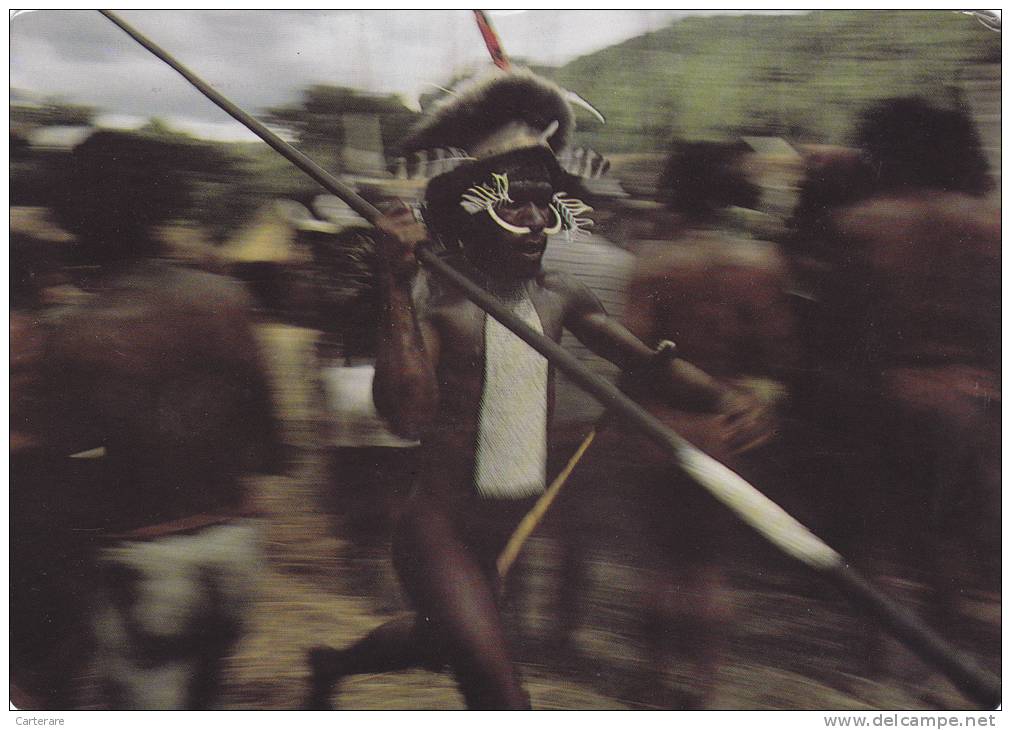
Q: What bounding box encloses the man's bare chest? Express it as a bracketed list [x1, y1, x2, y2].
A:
[427, 289, 564, 416]
[431, 285, 567, 359]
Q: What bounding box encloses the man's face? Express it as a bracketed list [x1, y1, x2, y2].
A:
[465, 177, 555, 281]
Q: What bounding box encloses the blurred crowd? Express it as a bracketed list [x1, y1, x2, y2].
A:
[10, 93, 999, 709]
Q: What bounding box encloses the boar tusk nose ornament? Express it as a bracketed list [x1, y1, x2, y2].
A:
[485, 203, 562, 236]
[486, 205, 532, 235]
[543, 206, 563, 235]
[461, 172, 583, 238]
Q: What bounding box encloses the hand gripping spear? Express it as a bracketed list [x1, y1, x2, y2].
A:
[98, 10, 1000, 708]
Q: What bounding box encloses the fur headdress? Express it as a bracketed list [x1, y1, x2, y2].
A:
[402, 68, 574, 157]
[402, 68, 593, 243]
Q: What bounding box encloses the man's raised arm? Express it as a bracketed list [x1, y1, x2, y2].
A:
[371, 206, 440, 439]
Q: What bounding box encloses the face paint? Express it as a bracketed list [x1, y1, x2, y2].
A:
[462, 177, 553, 280]
[549, 193, 593, 240]
[461, 172, 514, 215]
[460, 172, 593, 241]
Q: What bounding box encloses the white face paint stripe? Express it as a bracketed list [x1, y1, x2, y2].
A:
[461, 172, 514, 215]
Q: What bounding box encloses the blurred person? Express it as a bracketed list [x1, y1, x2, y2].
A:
[629, 141, 799, 376]
[21, 130, 282, 709]
[10, 215, 92, 709]
[563, 140, 799, 708]
[534, 212, 638, 664]
[305, 71, 772, 710]
[786, 97, 999, 685]
[309, 223, 420, 605]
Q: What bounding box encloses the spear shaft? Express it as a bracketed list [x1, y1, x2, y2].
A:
[98, 10, 1000, 708]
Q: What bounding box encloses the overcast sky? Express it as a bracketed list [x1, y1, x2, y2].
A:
[11, 9, 796, 141]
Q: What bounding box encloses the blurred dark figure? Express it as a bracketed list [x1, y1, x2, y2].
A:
[786, 98, 999, 685]
[633, 141, 798, 375]
[309, 223, 419, 605]
[554, 141, 796, 708]
[15, 130, 282, 709]
[11, 210, 87, 709]
[658, 140, 761, 228]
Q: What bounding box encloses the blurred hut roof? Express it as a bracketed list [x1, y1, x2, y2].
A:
[26, 125, 93, 150]
[158, 224, 227, 272]
[10, 206, 75, 243]
[741, 136, 801, 159]
[352, 177, 428, 206]
[218, 199, 322, 264]
[310, 194, 370, 227]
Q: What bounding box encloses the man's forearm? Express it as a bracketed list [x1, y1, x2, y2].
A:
[661, 358, 728, 412]
[372, 268, 438, 438]
[571, 305, 729, 413]
[623, 353, 727, 412]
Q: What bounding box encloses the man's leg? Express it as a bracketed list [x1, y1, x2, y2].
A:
[308, 501, 529, 709]
[306, 614, 439, 709]
[634, 462, 735, 710]
[398, 504, 529, 709]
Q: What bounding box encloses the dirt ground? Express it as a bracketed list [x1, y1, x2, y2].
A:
[211, 324, 1000, 711]
[220, 463, 999, 711]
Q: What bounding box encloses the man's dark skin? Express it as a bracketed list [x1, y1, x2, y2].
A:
[309, 168, 768, 709]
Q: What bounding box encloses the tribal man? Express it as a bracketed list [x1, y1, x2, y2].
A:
[306, 70, 770, 710]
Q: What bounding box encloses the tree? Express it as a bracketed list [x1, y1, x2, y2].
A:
[10, 93, 96, 128]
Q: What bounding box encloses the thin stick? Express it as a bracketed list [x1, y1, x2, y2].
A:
[497, 428, 597, 577]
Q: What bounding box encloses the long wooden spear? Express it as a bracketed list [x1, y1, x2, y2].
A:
[97, 10, 1000, 708]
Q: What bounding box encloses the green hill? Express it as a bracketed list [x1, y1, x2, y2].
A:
[552, 10, 999, 152]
